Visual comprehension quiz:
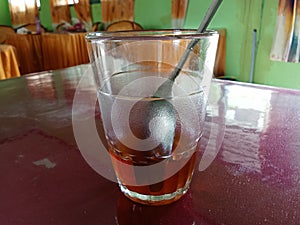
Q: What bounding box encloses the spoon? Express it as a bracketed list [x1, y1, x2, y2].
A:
[129, 0, 223, 189]
[154, 0, 223, 98]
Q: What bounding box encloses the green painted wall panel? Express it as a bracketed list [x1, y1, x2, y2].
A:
[91, 3, 102, 23]
[0, 0, 11, 26]
[39, 0, 52, 31]
[134, 0, 171, 29]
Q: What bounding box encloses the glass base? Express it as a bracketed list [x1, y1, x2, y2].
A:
[119, 179, 191, 206]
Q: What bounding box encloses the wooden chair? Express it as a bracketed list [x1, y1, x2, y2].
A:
[15, 23, 46, 34]
[55, 22, 68, 33]
[92, 22, 104, 32]
[106, 20, 143, 32]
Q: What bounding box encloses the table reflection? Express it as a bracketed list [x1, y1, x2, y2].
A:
[116, 191, 206, 225]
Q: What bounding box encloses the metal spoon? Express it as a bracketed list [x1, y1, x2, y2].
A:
[130, 0, 223, 189]
[154, 0, 223, 98]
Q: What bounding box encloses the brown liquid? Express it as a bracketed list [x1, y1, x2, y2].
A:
[108, 136, 198, 205]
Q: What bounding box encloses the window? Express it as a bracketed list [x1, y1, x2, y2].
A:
[8, 0, 38, 25]
[9, 0, 36, 12]
[55, 0, 79, 6]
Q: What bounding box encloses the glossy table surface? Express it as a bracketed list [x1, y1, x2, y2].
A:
[1, 64, 300, 225]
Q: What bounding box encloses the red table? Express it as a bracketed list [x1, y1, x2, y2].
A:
[1, 65, 300, 225]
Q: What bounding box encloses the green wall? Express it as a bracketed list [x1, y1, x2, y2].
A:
[0, 0, 11, 26]
[183, 0, 300, 90]
[1, 0, 300, 90]
[135, 0, 171, 29]
[39, 0, 52, 30]
[91, 3, 102, 23]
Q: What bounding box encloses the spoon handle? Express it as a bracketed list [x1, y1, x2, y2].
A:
[169, 0, 223, 81]
[153, 0, 223, 98]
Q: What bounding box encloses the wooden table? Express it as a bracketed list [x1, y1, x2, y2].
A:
[0, 64, 300, 225]
[41, 33, 89, 71]
[0, 44, 20, 80]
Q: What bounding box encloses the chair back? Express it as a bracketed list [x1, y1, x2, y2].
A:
[92, 22, 104, 32]
[106, 20, 143, 32]
[15, 23, 46, 34]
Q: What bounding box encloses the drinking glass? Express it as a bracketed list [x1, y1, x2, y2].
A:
[86, 30, 219, 205]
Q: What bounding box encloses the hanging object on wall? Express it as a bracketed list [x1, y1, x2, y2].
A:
[270, 0, 300, 62]
[8, 0, 38, 26]
[171, 0, 189, 28]
[101, 0, 134, 27]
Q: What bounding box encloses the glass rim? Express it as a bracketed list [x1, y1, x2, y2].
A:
[85, 29, 218, 42]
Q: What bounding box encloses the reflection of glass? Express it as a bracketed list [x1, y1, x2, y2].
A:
[116, 191, 197, 225]
[198, 82, 226, 172]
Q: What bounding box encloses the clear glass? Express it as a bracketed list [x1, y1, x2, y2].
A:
[86, 30, 219, 205]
